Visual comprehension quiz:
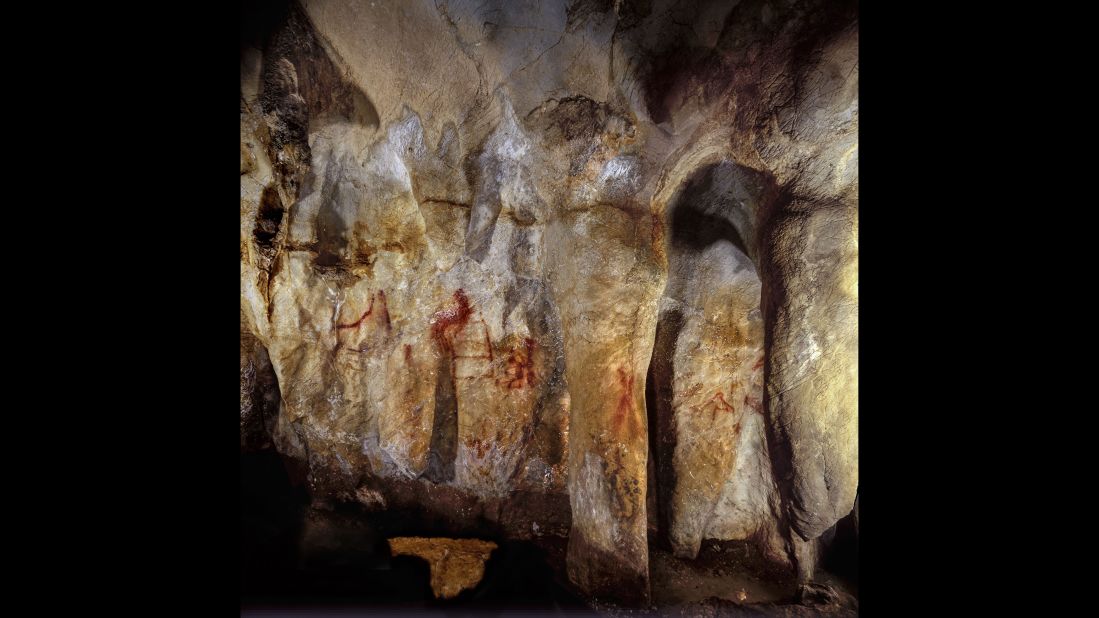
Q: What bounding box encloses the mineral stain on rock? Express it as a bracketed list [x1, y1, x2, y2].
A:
[499, 337, 537, 390]
[388, 537, 498, 599]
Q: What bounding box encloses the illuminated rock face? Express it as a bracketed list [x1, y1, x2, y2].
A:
[652, 162, 786, 566]
[388, 537, 498, 599]
[241, 0, 857, 606]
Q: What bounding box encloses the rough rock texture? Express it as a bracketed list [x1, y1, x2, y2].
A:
[388, 537, 498, 599]
[762, 204, 857, 547]
[241, 0, 857, 607]
[651, 161, 785, 564]
[241, 311, 281, 451]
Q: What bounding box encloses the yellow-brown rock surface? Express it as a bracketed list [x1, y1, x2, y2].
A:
[241, 0, 859, 605]
[388, 537, 498, 599]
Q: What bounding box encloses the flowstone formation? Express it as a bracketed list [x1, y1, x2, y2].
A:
[241, 0, 857, 607]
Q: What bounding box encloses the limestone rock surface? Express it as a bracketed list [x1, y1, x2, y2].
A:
[241, 0, 858, 606]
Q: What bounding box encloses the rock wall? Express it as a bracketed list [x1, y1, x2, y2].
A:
[241, 0, 857, 606]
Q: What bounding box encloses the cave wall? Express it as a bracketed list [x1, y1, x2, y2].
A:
[241, 0, 857, 606]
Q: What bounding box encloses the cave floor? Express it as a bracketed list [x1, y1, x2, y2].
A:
[650, 542, 797, 606]
[241, 452, 857, 615]
[644, 542, 858, 617]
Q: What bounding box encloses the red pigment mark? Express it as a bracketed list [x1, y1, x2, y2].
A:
[613, 367, 637, 434]
[499, 337, 536, 390]
[403, 344, 413, 364]
[752, 356, 765, 370]
[466, 437, 490, 459]
[708, 391, 735, 422]
[430, 289, 473, 353]
[712, 391, 734, 410]
[430, 290, 493, 377]
[336, 295, 375, 330]
[334, 291, 393, 355]
[744, 394, 763, 413]
[336, 291, 392, 331]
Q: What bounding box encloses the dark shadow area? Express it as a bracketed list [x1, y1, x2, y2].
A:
[240, 450, 308, 600]
[646, 308, 684, 549]
[240, 0, 290, 54]
[242, 452, 435, 606]
[241, 451, 589, 613]
[670, 191, 750, 256]
[424, 353, 458, 484]
[667, 160, 778, 263]
[254, 185, 284, 250]
[818, 507, 859, 596]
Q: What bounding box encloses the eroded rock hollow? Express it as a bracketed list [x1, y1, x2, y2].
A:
[241, 0, 857, 609]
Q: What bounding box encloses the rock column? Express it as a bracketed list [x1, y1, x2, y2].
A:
[547, 204, 664, 606]
[762, 202, 858, 576]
